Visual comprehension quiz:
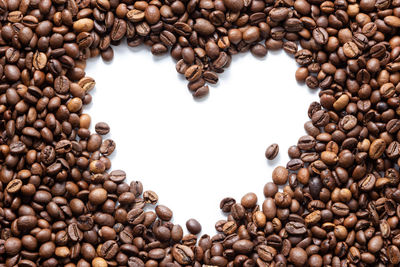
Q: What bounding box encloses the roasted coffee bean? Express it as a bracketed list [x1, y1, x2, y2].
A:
[95, 122, 110, 135]
[285, 221, 307, 235]
[172, 244, 194, 265]
[265, 143, 279, 160]
[313, 27, 329, 45]
[155, 205, 173, 221]
[258, 245, 277, 262]
[143, 190, 158, 204]
[272, 166, 288, 185]
[100, 240, 119, 259]
[220, 197, 236, 212]
[68, 223, 83, 242]
[224, 0, 244, 12]
[186, 219, 202, 234]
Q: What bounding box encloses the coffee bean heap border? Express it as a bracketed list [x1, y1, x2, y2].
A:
[1, 0, 400, 266]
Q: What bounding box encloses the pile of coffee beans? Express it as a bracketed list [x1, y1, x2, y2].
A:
[1, 0, 400, 266]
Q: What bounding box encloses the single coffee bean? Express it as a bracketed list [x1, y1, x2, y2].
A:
[155, 205, 173, 221]
[95, 122, 110, 135]
[265, 143, 279, 160]
[100, 240, 119, 259]
[186, 219, 202, 234]
[143, 190, 158, 204]
[172, 244, 194, 265]
[68, 223, 83, 242]
[241, 192, 257, 209]
[220, 197, 236, 212]
[272, 166, 288, 185]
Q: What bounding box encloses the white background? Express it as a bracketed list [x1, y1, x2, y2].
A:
[85, 44, 318, 235]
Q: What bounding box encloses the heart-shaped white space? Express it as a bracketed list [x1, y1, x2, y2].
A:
[85, 44, 318, 234]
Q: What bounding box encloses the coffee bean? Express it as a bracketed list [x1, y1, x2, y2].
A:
[368, 235, 383, 253]
[89, 188, 108, 205]
[289, 247, 307, 266]
[155, 205, 173, 221]
[343, 42, 359, 58]
[283, 41, 298, 54]
[233, 239, 254, 254]
[5, 237, 22, 256]
[185, 65, 202, 82]
[388, 245, 400, 264]
[313, 27, 329, 45]
[73, 18, 94, 32]
[100, 240, 119, 259]
[33, 51, 47, 70]
[92, 257, 108, 267]
[272, 166, 288, 185]
[109, 170, 126, 183]
[172, 244, 194, 265]
[186, 219, 202, 234]
[220, 197, 236, 212]
[194, 18, 215, 36]
[231, 203, 245, 220]
[251, 44, 268, 57]
[265, 143, 279, 160]
[68, 223, 83, 242]
[369, 138, 386, 159]
[6, 178, 22, 193]
[262, 198, 277, 220]
[358, 173, 376, 191]
[143, 190, 158, 204]
[223, 0, 244, 11]
[127, 208, 145, 225]
[285, 221, 307, 235]
[331, 202, 350, 217]
[193, 85, 209, 98]
[95, 122, 110, 135]
[295, 49, 313, 65]
[241, 192, 257, 208]
[17, 215, 37, 231]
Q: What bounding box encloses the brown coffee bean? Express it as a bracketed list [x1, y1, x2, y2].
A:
[265, 143, 279, 160]
[241, 192, 257, 209]
[68, 223, 83, 242]
[100, 139, 116, 156]
[369, 139, 386, 159]
[233, 239, 254, 254]
[343, 42, 359, 58]
[258, 245, 277, 262]
[95, 122, 110, 135]
[155, 205, 173, 221]
[33, 51, 47, 70]
[92, 257, 108, 267]
[73, 18, 94, 32]
[144, 5, 160, 25]
[172, 244, 194, 265]
[272, 166, 288, 185]
[194, 18, 215, 36]
[193, 85, 209, 98]
[185, 65, 202, 82]
[186, 219, 202, 234]
[100, 240, 119, 259]
[89, 188, 108, 205]
[223, 0, 244, 11]
[285, 221, 307, 235]
[143, 190, 158, 204]
[220, 197, 236, 212]
[289, 247, 307, 266]
[6, 178, 22, 193]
